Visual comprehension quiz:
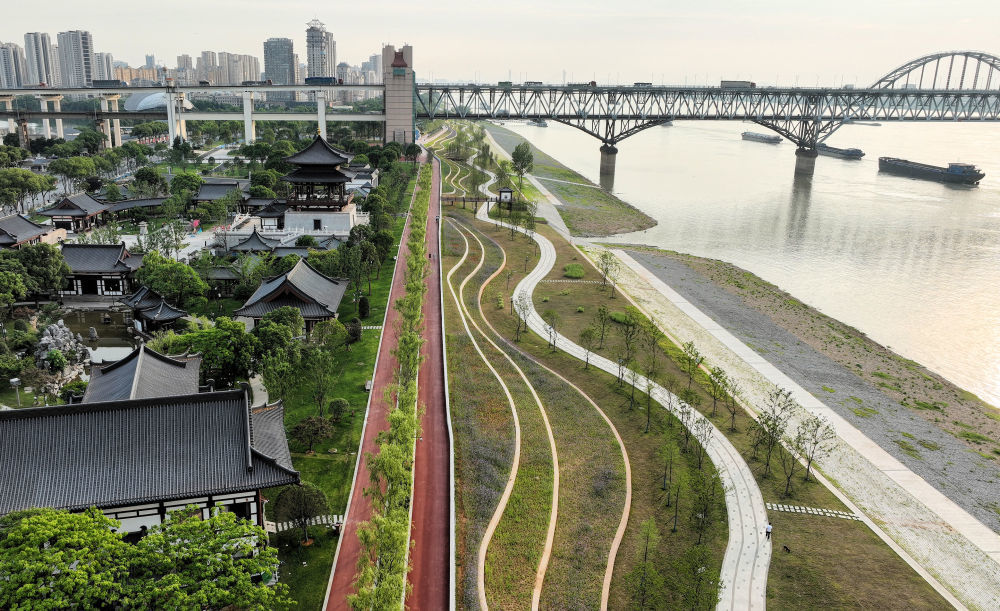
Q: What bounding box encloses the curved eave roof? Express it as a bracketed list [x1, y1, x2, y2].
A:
[284, 135, 354, 166]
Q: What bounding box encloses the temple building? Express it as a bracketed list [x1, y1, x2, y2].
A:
[60, 243, 143, 297]
[0, 389, 299, 534]
[235, 257, 347, 332]
[39, 193, 112, 232]
[81, 345, 201, 403]
[0, 214, 62, 249]
[121, 286, 187, 333]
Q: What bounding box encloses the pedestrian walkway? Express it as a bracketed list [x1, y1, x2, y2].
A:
[764, 503, 861, 521]
[360, 325, 383, 330]
[475, 205, 770, 610]
[266, 515, 344, 533]
[609, 248, 996, 609]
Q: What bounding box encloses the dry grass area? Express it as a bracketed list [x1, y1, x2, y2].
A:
[450, 208, 946, 609]
[450, 210, 729, 609]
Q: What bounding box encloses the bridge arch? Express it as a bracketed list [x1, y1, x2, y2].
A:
[871, 51, 1000, 90]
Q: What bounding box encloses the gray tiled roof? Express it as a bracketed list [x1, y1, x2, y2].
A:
[284, 135, 353, 166]
[250, 402, 294, 471]
[61, 243, 140, 274]
[0, 390, 299, 515]
[230, 228, 281, 252]
[136, 299, 186, 323]
[122, 285, 163, 310]
[196, 182, 244, 202]
[109, 198, 167, 213]
[235, 258, 346, 319]
[0, 214, 48, 246]
[83, 345, 200, 403]
[39, 193, 109, 217]
[282, 167, 351, 184]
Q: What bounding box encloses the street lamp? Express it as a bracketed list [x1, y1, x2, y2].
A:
[9, 377, 21, 408]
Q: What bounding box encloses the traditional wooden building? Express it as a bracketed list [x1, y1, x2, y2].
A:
[121, 286, 187, 333]
[39, 193, 112, 232]
[0, 390, 299, 534]
[60, 243, 143, 297]
[82, 345, 201, 403]
[234, 258, 347, 331]
[0, 214, 58, 249]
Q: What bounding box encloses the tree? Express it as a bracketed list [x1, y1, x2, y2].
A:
[330, 397, 350, 422]
[272, 483, 331, 544]
[359, 295, 370, 318]
[707, 366, 729, 417]
[724, 379, 742, 432]
[252, 320, 294, 360]
[311, 318, 347, 352]
[542, 308, 560, 351]
[0, 168, 55, 213]
[0, 270, 26, 306]
[797, 414, 835, 481]
[103, 181, 124, 202]
[135, 251, 208, 304]
[296, 234, 319, 248]
[131, 505, 291, 611]
[690, 470, 722, 544]
[752, 387, 796, 478]
[169, 171, 203, 196]
[625, 519, 664, 610]
[595, 304, 610, 349]
[404, 143, 421, 165]
[669, 542, 721, 610]
[262, 306, 305, 338]
[300, 343, 341, 413]
[292, 415, 334, 452]
[188, 317, 259, 387]
[619, 307, 642, 365]
[495, 159, 513, 190]
[681, 341, 703, 389]
[511, 141, 534, 192]
[779, 429, 803, 497]
[0, 508, 131, 609]
[261, 353, 296, 401]
[48, 156, 96, 193]
[45, 348, 67, 372]
[579, 325, 597, 369]
[133, 166, 167, 197]
[596, 250, 616, 287]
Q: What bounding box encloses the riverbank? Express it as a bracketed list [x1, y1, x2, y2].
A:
[481, 122, 657, 237]
[621, 246, 1000, 534]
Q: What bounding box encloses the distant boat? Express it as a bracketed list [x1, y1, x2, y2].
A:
[817, 143, 865, 159]
[742, 131, 781, 144]
[527, 118, 548, 127]
[878, 157, 985, 185]
[844, 119, 882, 127]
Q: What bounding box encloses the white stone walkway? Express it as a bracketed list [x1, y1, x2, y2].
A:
[476, 205, 770, 610]
[764, 503, 861, 521]
[608, 248, 999, 610]
[265, 514, 344, 534]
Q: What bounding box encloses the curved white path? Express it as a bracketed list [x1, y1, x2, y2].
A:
[476, 204, 770, 610]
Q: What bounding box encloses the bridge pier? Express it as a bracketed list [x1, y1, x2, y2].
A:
[599, 143, 618, 190]
[0, 96, 13, 141]
[100, 94, 122, 148]
[794, 147, 818, 176]
[242, 91, 256, 143]
[316, 90, 327, 140]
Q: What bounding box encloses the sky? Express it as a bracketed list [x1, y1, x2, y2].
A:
[4, 0, 1000, 86]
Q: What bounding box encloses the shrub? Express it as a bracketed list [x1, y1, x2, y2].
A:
[359, 295, 370, 319]
[563, 263, 585, 279]
[185, 296, 208, 313]
[541, 296, 549, 302]
[60, 379, 88, 402]
[12, 319, 29, 332]
[346, 318, 363, 344]
[329, 397, 350, 422]
[577, 306, 585, 313]
[609, 310, 628, 324]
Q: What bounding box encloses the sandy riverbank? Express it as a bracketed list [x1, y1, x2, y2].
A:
[622, 246, 1000, 533]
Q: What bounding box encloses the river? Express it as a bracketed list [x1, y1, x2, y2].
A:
[497, 120, 1000, 408]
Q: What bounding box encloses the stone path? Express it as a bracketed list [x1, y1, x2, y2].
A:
[764, 503, 861, 521]
[476, 205, 770, 610]
[267, 514, 344, 533]
[608, 248, 996, 609]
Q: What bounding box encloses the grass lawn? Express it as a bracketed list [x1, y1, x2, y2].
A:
[481, 122, 657, 236]
[271, 528, 339, 611]
[449, 207, 945, 608]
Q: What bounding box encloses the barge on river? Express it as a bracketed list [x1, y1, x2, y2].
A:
[878, 157, 985, 185]
[741, 131, 782, 144]
[817, 143, 865, 159]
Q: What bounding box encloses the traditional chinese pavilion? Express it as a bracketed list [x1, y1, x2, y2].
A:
[282, 136, 356, 212]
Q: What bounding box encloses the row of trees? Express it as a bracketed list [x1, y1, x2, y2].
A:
[349, 162, 433, 609]
[0, 506, 290, 610]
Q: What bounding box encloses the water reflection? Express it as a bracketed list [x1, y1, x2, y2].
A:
[785, 173, 813, 250]
[61, 310, 137, 364]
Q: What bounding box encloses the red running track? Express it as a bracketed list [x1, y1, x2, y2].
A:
[408, 156, 450, 609]
[324, 171, 420, 611]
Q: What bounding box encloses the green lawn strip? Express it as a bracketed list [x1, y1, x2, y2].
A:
[270, 528, 339, 611]
[454, 215, 727, 608]
[441, 221, 518, 607]
[480, 122, 656, 236]
[456, 208, 946, 609]
[335, 215, 407, 323]
[464, 226, 626, 607]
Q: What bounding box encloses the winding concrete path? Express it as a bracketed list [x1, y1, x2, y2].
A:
[475, 204, 771, 610]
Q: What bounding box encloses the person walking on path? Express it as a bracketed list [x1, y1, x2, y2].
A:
[765, 523, 772, 541]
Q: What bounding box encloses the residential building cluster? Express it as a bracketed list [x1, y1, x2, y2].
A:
[0, 20, 384, 94]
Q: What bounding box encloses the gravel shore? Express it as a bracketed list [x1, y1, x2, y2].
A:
[624, 247, 1000, 534]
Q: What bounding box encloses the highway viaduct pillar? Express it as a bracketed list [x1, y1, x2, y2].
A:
[99, 94, 122, 148]
[599, 143, 618, 190]
[316, 90, 327, 140]
[165, 91, 188, 143]
[38, 95, 64, 140]
[382, 44, 414, 144]
[242, 90, 256, 143]
[794, 147, 818, 176]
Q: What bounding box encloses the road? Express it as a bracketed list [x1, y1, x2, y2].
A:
[323, 177, 420, 610]
[407, 156, 452, 608]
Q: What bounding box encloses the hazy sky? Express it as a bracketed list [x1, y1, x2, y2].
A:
[4, 1, 999, 86]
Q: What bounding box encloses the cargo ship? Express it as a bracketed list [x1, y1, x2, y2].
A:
[741, 131, 781, 144]
[878, 157, 985, 185]
[817, 143, 865, 159]
[527, 118, 548, 127]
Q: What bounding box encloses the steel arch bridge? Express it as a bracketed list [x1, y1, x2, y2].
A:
[413, 51, 1000, 150]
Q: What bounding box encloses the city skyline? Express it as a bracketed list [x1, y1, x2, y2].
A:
[1, 1, 1000, 86]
